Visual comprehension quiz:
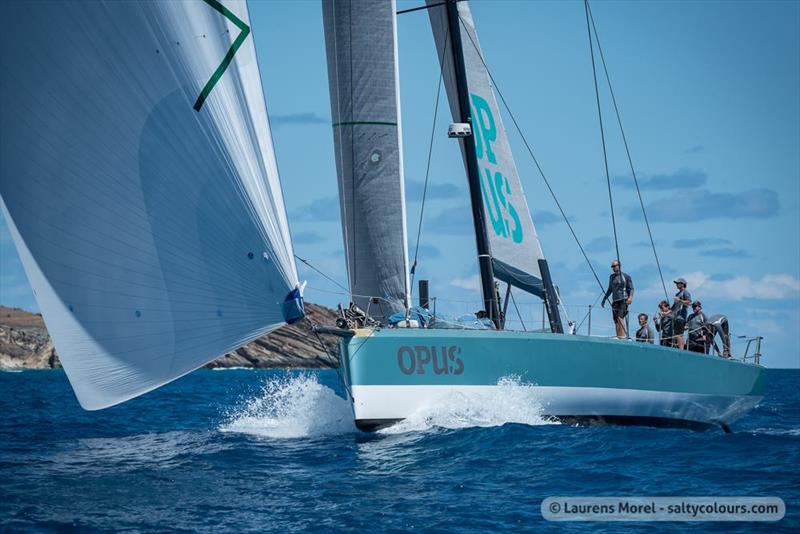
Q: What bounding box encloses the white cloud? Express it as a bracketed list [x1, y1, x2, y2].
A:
[740, 318, 783, 336]
[636, 272, 800, 302]
[450, 275, 480, 291]
[683, 272, 800, 301]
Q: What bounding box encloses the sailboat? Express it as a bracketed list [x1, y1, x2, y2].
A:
[0, 0, 764, 431]
[321, 0, 766, 432]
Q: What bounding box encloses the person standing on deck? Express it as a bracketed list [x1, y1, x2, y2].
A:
[672, 278, 692, 350]
[635, 313, 655, 343]
[686, 301, 709, 353]
[601, 260, 634, 339]
[654, 300, 676, 347]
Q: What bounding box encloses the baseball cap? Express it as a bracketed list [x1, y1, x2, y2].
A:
[674, 277, 687, 285]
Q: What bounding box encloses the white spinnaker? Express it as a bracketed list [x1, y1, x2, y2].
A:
[427, 0, 546, 297]
[0, 0, 298, 409]
[322, 0, 411, 318]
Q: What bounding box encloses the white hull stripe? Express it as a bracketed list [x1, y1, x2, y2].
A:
[349, 385, 762, 426]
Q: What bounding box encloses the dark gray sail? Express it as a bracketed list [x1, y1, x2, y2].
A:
[322, 0, 410, 318]
[428, 0, 546, 297]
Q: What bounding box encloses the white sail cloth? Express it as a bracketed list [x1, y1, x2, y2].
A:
[0, 0, 299, 409]
[322, 0, 411, 318]
[427, 0, 546, 297]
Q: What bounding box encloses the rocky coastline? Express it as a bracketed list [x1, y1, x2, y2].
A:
[0, 304, 339, 370]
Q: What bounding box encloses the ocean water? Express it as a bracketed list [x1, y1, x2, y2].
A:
[0, 368, 797, 532]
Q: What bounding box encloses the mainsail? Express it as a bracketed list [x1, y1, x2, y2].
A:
[322, 0, 411, 318]
[0, 0, 300, 409]
[427, 0, 546, 297]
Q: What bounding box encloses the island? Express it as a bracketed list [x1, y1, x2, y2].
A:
[0, 304, 339, 370]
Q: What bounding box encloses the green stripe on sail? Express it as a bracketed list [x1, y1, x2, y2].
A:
[193, 0, 250, 112]
[332, 121, 398, 127]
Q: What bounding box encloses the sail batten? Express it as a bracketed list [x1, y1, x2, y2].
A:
[427, 0, 546, 297]
[322, 0, 410, 319]
[1, 0, 299, 409]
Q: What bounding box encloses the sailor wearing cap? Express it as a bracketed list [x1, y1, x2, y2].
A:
[672, 278, 692, 350]
[686, 301, 709, 353]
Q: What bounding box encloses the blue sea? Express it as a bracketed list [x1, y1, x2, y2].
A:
[0, 368, 797, 532]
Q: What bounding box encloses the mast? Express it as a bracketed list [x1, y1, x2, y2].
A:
[444, 0, 501, 328]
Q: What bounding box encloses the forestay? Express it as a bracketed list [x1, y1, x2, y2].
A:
[322, 0, 411, 318]
[427, 0, 546, 297]
[0, 0, 300, 409]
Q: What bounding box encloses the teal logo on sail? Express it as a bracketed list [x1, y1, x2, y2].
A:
[471, 93, 523, 244]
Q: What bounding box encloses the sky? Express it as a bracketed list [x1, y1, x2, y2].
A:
[1, 0, 798, 367]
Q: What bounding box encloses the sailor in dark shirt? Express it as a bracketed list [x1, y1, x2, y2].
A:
[601, 260, 634, 339]
[654, 300, 676, 347]
[672, 278, 692, 350]
[686, 301, 709, 353]
[635, 313, 654, 344]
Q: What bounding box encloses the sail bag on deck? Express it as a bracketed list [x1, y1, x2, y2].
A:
[322, 0, 411, 318]
[0, 0, 299, 409]
[427, 0, 547, 298]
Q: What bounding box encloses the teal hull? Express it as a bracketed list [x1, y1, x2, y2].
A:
[339, 328, 766, 431]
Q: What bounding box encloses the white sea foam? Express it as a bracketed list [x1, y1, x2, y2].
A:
[379, 376, 558, 434]
[219, 374, 356, 439]
[749, 427, 800, 437]
[211, 366, 254, 371]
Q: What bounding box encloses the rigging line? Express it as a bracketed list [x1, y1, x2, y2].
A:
[456, 14, 605, 292]
[509, 288, 527, 331]
[584, 0, 620, 266]
[309, 319, 349, 395]
[294, 254, 350, 293]
[348, 0, 357, 287]
[396, 2, 446, 16]
[329, 2, 352, 295]
[575, 291, 604, 332]
[587, 1, 669, 301]
[410, 23, 450, 295]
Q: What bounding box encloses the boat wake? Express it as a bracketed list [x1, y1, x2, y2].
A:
[379, 376, 558, 434]
[220, 374, 356, 439]
[748, 427, 800, 437]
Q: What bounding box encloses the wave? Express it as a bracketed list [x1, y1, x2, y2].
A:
[379, 376, 558, 434]
[46, 431, 225, 474]
[211, 366, 255, 371]
[748, 427, 800, 437]
[219, 374, 356, 439]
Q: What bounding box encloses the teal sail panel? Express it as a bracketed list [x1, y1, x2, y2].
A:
[427, 0, 546, 297]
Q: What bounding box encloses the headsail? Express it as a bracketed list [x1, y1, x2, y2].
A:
[322, 0, 411, 318]
[427, 0, 546, 298]
[0, 0, 300, 409]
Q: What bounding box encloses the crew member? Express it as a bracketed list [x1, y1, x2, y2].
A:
[686, 301, 709, 353]
[601, 260, 634, 339]
[672, 278, 692, 350]
[635, 313, 654, 344]
[654, 300, 676, 347]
